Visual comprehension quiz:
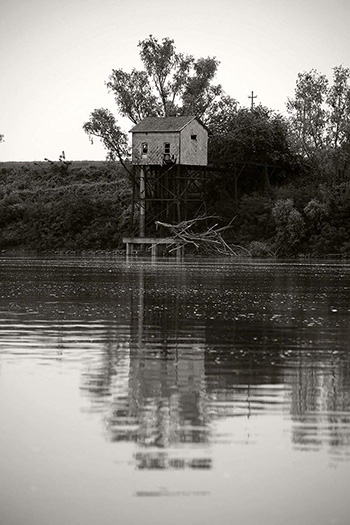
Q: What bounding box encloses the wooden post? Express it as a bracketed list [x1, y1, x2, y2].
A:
[175, 245, 184, 260]
[177, 164, 181, 223]
[131, 166, 135, 232]
[139, 166, 146, 238]
[138, 267, 144, 344]
[126, 241, 133, 256]
[234, 164, 238, 211]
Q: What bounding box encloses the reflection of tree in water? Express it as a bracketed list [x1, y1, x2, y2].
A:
[205, 320, 350, 460]
[290, 343, 350, 460]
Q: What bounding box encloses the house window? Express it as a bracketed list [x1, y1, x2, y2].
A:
[141, 142, 148, 155]
[163, 142, 172, 164]
[191, 134, 197, 141]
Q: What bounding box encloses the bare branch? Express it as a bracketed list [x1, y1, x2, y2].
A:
[155, 216, 250, 256]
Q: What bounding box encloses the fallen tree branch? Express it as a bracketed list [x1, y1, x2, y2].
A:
[155, 216, 251, 257]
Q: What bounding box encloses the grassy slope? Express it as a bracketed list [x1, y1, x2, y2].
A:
[0, 160, 132, 251]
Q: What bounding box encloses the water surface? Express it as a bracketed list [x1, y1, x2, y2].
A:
[0, 256, 349, 525]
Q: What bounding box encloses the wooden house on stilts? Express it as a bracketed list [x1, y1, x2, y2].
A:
[123, 116, 209, 256]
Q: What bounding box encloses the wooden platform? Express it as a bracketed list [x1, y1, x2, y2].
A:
[123, 237, 184, 257]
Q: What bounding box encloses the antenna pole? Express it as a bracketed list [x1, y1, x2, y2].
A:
[248, 91, 257, 110]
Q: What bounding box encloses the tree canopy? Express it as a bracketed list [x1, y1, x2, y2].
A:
[83, 108, 130, 168]
[287, 65, 350, 173]
[106, 35, 229, 123]
[209, 104, 297, 174]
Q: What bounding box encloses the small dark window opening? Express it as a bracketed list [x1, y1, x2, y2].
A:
[141, 142, 148, 155]
[164, 142, 170, 154]
[191, 134, 197, 141]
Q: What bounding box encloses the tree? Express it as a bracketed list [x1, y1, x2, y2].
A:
[209, 104, 294, 167]
[83, 108, 131, 173]
[287, 69, 328, 158]
[326, 65, 350, 150]
[272, 198, 306, 255]
[84, 36, 231, 159]
[105, 69, 160, 124]
[180, 56, 223, 121]
[136, 35, 193, 117]
[134, 35, 223, 122]
[287, 65, 350, 174]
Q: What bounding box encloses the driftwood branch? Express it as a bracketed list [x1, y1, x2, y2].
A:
[155, 216, 251, 256]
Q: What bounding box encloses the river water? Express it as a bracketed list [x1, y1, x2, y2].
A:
[0, 255, 349, 525]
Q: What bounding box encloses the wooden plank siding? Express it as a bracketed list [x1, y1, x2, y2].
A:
[180, 119, 207, 166]
[132, 131, 180, 166]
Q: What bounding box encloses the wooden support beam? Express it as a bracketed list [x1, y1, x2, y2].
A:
[139, 167, 146, 237]
[123, 237, 184, 258]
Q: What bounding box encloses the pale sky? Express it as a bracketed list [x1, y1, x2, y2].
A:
[1, 0, 350, 161]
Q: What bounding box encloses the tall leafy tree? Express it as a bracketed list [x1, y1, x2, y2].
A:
[106, 69, 160, 124]
[287, 65, 350, 172]
[287, 69, 328, 158]
[326, 65, 350, 149]
[180, 56, 223, 120]
[137, 35, 194, 117]
[84, 35, 229, 159]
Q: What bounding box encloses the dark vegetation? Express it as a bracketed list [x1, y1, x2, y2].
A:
[0, 160, 131, 252]
[1, 37, 350, 256]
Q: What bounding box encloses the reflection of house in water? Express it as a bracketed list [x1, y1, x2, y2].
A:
[81, 265, 212, 471]
[134, 451, 211, 470]
[109, 268, 209, 447]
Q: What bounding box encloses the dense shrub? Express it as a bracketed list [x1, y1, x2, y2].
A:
[272, 198, 306, 255]
[233, 192, 275, 244]
[248, 241, 275, 257]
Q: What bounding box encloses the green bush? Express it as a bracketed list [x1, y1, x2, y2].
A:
[248, 241, 275, 257]
[272, 198, 306, 255]
[234, 193, 275, 243]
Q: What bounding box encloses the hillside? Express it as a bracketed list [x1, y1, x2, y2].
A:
[0, 160, 132, 252]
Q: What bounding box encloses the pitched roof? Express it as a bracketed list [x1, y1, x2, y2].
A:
[130, 115, 197, 133]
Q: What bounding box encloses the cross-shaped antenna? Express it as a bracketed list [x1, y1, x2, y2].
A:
[248, 91, 257, 110]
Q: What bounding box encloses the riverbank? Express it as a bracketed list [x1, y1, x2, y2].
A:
[1, 160, 349, 257]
